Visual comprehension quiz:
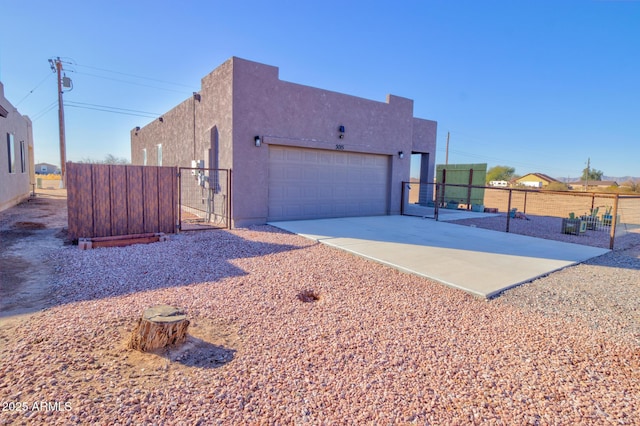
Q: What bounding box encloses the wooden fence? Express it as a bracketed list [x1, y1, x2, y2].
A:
[67, 163, 177, 240]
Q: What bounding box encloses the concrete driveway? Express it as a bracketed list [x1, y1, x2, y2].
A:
[269, 215, 610, 298]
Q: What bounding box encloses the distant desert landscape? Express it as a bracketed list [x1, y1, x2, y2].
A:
[408, 184, 640, 225]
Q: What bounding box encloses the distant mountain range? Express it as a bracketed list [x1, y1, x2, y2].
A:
[558, 176, 639, 183]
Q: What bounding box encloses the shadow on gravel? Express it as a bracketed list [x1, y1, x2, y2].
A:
[48, 227, 307, 308]
[163, 336, 237, 369]
[1, 192, 309, 317]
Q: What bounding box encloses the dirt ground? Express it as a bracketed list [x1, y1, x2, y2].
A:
[0, 189, 69, 325]
[0, 190, 242, 378]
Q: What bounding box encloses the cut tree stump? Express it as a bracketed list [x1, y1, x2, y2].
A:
[128, 305, 190, 352]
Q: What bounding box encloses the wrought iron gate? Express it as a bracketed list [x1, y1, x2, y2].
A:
[178, 168, 230, 230]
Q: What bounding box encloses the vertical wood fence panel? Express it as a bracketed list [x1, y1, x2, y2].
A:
[127, 166, 145, 235]
[93, 165, 112, 237]
[143, 167, 159, 234]
[158, 167, 176, 233]
[67, 163, 94, 239]
[110, 165, 128, 236]
[67, 162, 177, 240]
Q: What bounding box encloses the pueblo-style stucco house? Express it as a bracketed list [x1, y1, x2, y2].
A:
[131, 57, 437, 227]
[1, 82, 35, 212]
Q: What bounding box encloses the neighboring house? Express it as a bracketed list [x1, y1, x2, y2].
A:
[0, 81, 35, 212]
[513, 173, 559, 188]
[571, 180, 619, 190]
[131, 57, 437, 227]
[35, 163, 60, 174]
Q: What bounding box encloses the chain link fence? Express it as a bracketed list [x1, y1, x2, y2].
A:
[402, 182, 640, 249]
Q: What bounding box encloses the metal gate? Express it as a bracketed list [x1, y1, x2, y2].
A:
[178, 168, 230, 230]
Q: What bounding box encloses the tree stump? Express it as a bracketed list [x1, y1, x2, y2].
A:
[128, 305, 190, 352]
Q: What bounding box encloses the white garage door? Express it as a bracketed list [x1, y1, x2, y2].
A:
[268, 145, 389, 221]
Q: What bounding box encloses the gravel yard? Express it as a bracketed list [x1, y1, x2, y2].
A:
[1, 198, 639, 424]
[448, 214, 639, 250]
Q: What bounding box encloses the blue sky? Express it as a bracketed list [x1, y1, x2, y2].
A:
[1, 0, 638, 179]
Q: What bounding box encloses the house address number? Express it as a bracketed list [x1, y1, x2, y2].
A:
[335, 144, 345, 150]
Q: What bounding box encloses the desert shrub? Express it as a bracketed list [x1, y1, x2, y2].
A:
[543, 182, 569, 192]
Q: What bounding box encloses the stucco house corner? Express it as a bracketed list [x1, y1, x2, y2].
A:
[131, 57, 437, 227]
[1, 81, 35, 212]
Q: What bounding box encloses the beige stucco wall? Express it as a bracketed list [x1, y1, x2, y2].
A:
[1, 82, 35, 212]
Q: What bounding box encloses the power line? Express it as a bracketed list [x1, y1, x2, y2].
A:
[73, 62, 195, 89]
[31, 100, 58, 121]
[65, 100, 160, 116]
[15, 73, 55, 106]
[70, 70, 194, 95]
[64, 101, 160, 118]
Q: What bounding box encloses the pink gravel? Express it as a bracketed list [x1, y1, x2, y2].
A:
[448, 214, 639, 250]
[1, 225, 639, 425]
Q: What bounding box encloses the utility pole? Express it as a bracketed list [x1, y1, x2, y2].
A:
[585, 157, 590, 192]
[445, 131, 450, 165]
[49, 57, 70, 188]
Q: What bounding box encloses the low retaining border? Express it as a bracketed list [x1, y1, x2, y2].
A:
[78, 233, 168, 250]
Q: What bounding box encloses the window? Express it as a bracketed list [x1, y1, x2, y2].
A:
[20, 141, 26, 173]
[142, 148, 147, 166]
[6, 133, 14, 173]
[157, 144, 162, 166]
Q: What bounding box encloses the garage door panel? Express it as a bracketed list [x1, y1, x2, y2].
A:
[268, 145, 389, 221]
[301, 185, 317, 199]
[318, 186, 332, 198]
[318, 152, 333, 164]
[332, 186, 348, 199]
[285, 167, 304, 180]
[285, 150, 304, 161]
[270, 186, 285, 200]
[304, 151, 319, 162]
[348, 155, 364, 166]
[333, 169, 349, 181]
[303, 167, 319, 180]
[284, 204, 303, 216]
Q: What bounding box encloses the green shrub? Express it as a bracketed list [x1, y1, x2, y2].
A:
[543, 182, 569, 191]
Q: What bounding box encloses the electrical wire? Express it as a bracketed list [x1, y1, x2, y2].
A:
[31, 100, 58, 121]
[70, 70, 194, 95]
[65, 100, 160, 115]
[64, 101, 160, 118]
[15, 73, 55, 106]
[73, 62, 195, 89]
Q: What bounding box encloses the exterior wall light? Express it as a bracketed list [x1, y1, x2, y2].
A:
[338, 125, 345, 139]
[398, 151, 405, 159]
[254, 135, 261, 147]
